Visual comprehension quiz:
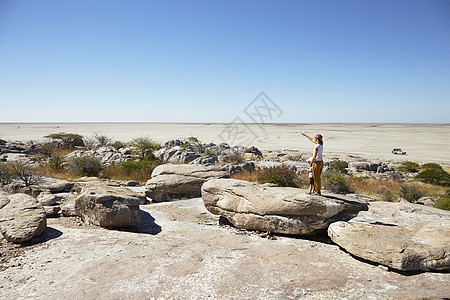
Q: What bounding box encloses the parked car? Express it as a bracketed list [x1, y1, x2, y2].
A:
[392, 148, 407, 155]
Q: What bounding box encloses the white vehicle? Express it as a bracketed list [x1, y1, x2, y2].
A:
[392, 148, 407, 155]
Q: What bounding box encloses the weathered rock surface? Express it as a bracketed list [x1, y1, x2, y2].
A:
[201, 178, 368, 235]
[43, 205, 61, 217]
[37, 192, 61, 206]
[0, 193, 47, 243]
[75, 183, 146, 227]
[64, 146, 133, 165]
[146, 164, 229, 202]
[61, 202, 76, 217]
[328, 201, 450, 271]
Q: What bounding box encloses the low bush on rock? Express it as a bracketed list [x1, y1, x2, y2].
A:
[221, 149, 245, 164]
[112, 140, 127, 150]
[68, 156, 102, 177]
[94, 133, 112, 147]
[256, 165, 303, 188]
[398, 161, 420, 173]
[399, 184, 424, 203]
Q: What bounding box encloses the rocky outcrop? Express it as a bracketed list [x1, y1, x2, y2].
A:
[201, 179, 368, 235]
[0, 192, 47, 243]
[64, 146, 133, 165]
[145, 164, 229, 202]
[75, 183, 146, 227]
[328, 201, 450, 271]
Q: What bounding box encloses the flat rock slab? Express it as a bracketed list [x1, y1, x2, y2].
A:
[75, 183, 146, 227]
[0, 192, 47, 243]
[202, 178, 368, 235]
[328, 201, 450, 271]
[146, 164, 228, 202]
[1, 198, 449, 300]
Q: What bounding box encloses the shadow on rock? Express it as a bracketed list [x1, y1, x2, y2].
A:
[22, 227, 63, 246]
[114, 210, 162, 235]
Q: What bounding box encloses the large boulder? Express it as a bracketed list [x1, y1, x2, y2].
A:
[201, 178, 368, 235]
[75, 183, 146, 227]
[145, 164, 229, 202]
[328, 201, 450, 271]
[0, 192, 47, 243]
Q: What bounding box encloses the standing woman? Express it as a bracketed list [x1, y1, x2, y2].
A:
[301, 132, 324, 195]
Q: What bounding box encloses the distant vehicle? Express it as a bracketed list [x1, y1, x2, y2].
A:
[392, 148, 407, 155]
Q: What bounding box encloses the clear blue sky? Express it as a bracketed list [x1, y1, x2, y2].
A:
[1, 0, 449, 123]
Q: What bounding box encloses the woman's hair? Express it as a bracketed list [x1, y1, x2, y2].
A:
[314, 134, 323, 145]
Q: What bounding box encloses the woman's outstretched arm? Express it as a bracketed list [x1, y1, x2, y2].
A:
[300, 132, 315, 143]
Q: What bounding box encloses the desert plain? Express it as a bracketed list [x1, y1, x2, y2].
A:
[1, 122, 450, 300]
[1, 122, 449, 164]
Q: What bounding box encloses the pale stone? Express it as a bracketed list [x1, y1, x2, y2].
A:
[0, 193, 47, 243]
[201, 178, 368, 235]
[328, 201, 450, 271]
[145, 164, 228, 202]
[75, 183, 145, 227]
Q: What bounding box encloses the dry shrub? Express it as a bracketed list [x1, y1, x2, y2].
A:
[346, 177, 403, 198]
[33, 164, 74, 180]
[230, 170, 258, 182]
[231, 165, 307, 188]
[102, 164, 154, 183]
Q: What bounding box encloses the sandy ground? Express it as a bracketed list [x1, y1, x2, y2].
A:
[1, 122, 449, 164]
[1, 198, 449, 300]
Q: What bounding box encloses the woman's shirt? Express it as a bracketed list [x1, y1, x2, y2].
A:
[314, 144, 323, 161]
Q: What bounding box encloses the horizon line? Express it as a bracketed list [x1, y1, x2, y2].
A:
[0, 121, 449, 125]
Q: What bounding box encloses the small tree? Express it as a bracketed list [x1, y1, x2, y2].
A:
[9, 161, 41, 187]
[187, 136, 205, 153]
[132, 137, 160, 159]
[45, 132, 84, 148]
[94, 133, 112, 147]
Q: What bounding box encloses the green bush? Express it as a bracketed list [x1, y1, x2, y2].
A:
[434, 189, 450, 211]
[323, 171, 350, 194]
[256, 165, 301, 188]
[415, 166, 450, 186]
[121, 159, 154, 173]
[398, 161, 420, 173]
[421, 163, 443, 170]
[328, 160, 348, 173]
[68, 156, 102, 177]
[112, 141, 127, 150]
[49, 155, 64, 171]
[399, 185, 423, 203]
[377, 187, 396, 202]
